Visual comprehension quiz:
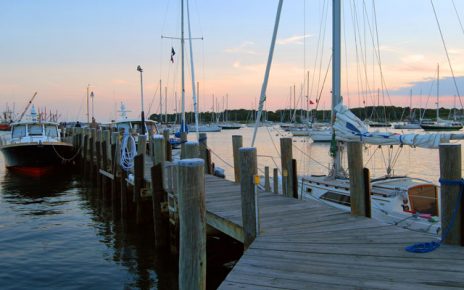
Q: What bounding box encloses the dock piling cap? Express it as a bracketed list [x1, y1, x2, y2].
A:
[178, 158, 204, 167]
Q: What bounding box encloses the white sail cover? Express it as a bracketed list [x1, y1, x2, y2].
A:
[333, 103, 464, 149]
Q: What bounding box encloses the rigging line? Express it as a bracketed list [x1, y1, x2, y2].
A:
[293, 143, 330, 170]
[391, 146, 404, 171]
[430, 0, 464, 109]
[315, 55, 333, 107]
[451, 0, 464, 35]
[257, 154, 281, 174]
[265, 125, 281, 157]
[309, 0, 328, 105]
[147, 84, 160, 116]
[342, 1, 351, 101]
[364, 144, 380, 167]
[379, 146, 389, 174]
[314, 0, 330, 110]
[350, 0, 365, 112]
[207, 147, 234, 169]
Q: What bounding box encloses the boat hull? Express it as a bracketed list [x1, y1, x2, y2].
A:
[421, 124, 463, 131]
[0, 142, 74, 176]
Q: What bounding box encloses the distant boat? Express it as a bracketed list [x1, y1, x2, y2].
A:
[218, 123, 242, 130]
[365, 120, 391, 128]
[420, 64, 463, 131]
[110, 103, 159, 138]
[393, 121, 421, 129]
[0, 105, 74, 176]
[188, 124, 221, 132]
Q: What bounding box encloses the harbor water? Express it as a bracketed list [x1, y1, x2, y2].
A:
[0, 126, 457, 289]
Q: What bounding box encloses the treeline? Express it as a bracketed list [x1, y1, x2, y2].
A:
[149, 106, 463, 124]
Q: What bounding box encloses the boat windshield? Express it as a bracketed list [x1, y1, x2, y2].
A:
[45, 125, 58, 138]
[131, 122, 147, 135]
[28, 124, 43, 136]
[12, 125, 26, 138]
[116, 123, 131, 134]
[408, 185, 438, 216]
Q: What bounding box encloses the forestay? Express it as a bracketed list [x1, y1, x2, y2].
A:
[334, 103, 464, 148]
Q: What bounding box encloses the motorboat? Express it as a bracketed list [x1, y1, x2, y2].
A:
[0, 105, 74, 176]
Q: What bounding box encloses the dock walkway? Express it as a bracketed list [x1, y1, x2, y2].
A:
[203, 175, 464, 289]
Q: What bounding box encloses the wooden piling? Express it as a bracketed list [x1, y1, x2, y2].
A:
[292, 159, 298, 199]
[347, 142, 369, 217]
[264, 166, 271, 192]
[239, 147, 259, 250]
[184, 141, 200, 159]
[439, 143, 463, 245]
[199, 133, 208, 173]
[273, 168, 279, 194]
[90, 128, 96, 180]
[111, 131, 121, 220]
[178, 159, 206, 290]
[152, 135, 169, 249]
[232, 135, 243, 183]
[163, 129, 172, 161]
[280, 138, 293, 197]
[95, 130, 102, 190]
[180, 131, 188, 159]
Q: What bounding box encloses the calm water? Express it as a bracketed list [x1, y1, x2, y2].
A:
[0, 126, 459, 289]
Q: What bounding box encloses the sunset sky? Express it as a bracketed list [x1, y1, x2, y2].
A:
[1, 0, 464, 121]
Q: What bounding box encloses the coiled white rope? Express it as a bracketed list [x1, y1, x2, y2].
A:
[120, 134, 137, 171]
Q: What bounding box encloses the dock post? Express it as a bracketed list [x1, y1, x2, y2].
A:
[89, 128, 96, 180]
[199, 133, 209, 173]
[111, 131, 121, 220]
[120, 169, 128, 219]
[184, 141, 200, 159]
[135, 135, 147, 224]
[239, 147, 259, 250]
[264, 166, 271, 192]
[95, 129, 102, 191]
[232, 135, 243, 183]
[82, 129, 89, 176]
[178, 159, 206, 290]
[180, 131, 188, 159]
[163, 129, 172, 161]
[152, 135, 169, 249]
[439, 143, 463, 246]
[292, 159, 298, 199]
[273, 168, 279, 194]
[100, 130, 109, 202]
[280, 138, 293, 197]
[347, 142, 369, 217]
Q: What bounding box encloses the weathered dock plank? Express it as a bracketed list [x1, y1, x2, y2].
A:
[200, 175, 464, 289]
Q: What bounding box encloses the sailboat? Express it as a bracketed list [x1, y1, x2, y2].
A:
[296, 1, 464, 235]
[420, 64, 463, 131]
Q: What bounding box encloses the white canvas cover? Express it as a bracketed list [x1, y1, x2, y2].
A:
[333, 103, 464, 148]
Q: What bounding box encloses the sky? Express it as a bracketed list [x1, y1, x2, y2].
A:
[1, 0, 464, 121]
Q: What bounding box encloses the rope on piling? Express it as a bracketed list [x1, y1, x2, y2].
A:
[120, 134, 137, 171]
[405, 178, 463, 253]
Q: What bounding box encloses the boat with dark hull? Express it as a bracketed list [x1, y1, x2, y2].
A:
[0, 106, 75, 176]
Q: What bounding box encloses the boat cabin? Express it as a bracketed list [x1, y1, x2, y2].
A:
[10, 122, 60, 143]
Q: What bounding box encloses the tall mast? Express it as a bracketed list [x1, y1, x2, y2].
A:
[436, 63, 440, 121]
[181, 0, 186, 132]
[332, 0, 342, 176]
[251, 0, 284, 146]
[160, 79, 162, 122]
[186, 0, 199, 137]
[165, 86, 168, 123]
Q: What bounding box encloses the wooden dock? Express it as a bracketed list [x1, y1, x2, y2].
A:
[66, 128, 464, 289]
[205, 175, 464, 289]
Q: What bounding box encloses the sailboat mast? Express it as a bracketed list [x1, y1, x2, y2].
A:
[332, 0, 342, 175]
[251, 0, 284, 146]
[181, 0, 186, 132]
[186, 0, 199, 137]
[436, 63, 440, 121]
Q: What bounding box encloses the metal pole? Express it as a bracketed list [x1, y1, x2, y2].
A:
[137, 65, 146, 135]
[86, 85, 90, 124]
[90, 91, 95, 120]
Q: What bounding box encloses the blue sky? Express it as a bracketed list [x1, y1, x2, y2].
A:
[1, 0, 464, 121]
